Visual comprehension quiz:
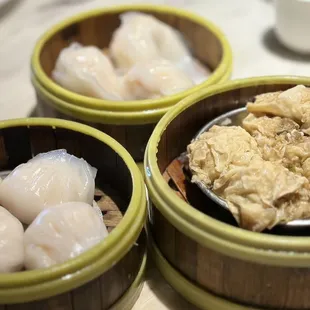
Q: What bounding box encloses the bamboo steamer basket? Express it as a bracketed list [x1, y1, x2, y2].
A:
[0, 118, 147, 310]
[31, 4, 232, 162]
[144, 76, 310, 310]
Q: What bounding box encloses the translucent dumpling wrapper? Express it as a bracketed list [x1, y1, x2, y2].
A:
[110, 12, 173, 70]
[92, 200, 103, 221]
[109, 12, 209, 85]
[52, 42, 125, 100]
[123, 59, 194, 99]
[24, 202, 108, 270]
[0, 149, 97, 224]
[175, 58, 211, 86]
[0, 206, 24, 273]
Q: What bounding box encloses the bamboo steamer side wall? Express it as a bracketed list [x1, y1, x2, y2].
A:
[153, 83, 310, 310]
[0, 124, 146, 309]
[34, 96, 155, 162]
[151, 208, 310, 309]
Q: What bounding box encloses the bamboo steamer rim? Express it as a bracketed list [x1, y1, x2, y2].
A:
[31, 4, 233, 113]
[0, 247, 147, 305]
[145, 75, 310, 267]
[149, 232, 262, 310]
[32, 68, 232, 125]
[0, 118, 147, 302]
[33, 76, 168, 125]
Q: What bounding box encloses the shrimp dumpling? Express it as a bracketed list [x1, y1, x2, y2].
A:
[52, 42, 124, 100]
[0, 149, 97, 224]
[24, 202, 108, 270]
[109, 12, 161, 71]
[109, 12, 209, 84]
[123, 59, 194, 99]
[110, 12, 190, 68]
[176, 58, 210, 86]
[0, 206, 24, 273]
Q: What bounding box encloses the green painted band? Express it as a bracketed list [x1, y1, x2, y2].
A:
[32, 76, 168, 125]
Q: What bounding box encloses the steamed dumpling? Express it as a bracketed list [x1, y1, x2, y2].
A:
[52, 42, 124, 100]
[24, 202, 108, 270]
[0, 149, 97, 224]
[109, 12, 164, 70]
[123, 59, 194, 99]
[0, 206, 24, 273]
[109, 12, 209, 84]
[176, 58, 210, 86]
[109, 11, 190, 68]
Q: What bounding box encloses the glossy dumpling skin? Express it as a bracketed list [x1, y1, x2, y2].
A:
[109, 12, 190, 67]
[123, 59, 194, 99]
[0, 206, 24, 273]
[110, 12, 168, 70]
[52, 43, 124, 100]
[110, 12, 209, 84]
[0, 149, 97, 224]
[24, 202, 108, 270]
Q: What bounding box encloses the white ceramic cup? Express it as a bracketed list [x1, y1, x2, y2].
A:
[275, 0, 310, 54]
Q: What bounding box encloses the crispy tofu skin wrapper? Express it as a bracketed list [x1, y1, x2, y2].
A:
[188, 86, 310, 232]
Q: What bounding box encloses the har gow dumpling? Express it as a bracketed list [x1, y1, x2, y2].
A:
[109, 12, 160, 71]
[175, 58, 211, 86]
[24, 202, 108, 270]
[52, 42, 124, 100]
[109, 12, 209, 85]
[110, 12, 190, 68]
[0, 206, 24, 273]
[0, 149, 97, 224]
[123, 59, 194, 99]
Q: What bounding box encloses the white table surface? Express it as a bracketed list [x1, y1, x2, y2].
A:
[1, 0, 310, 309]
